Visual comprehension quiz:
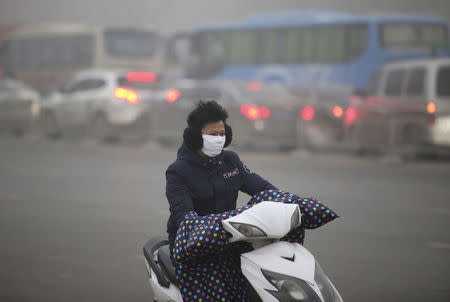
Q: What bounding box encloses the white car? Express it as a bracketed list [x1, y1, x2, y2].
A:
[347, 58, 450, 151]
[0, 78, 40, 136]
[40, 69, 157, 141]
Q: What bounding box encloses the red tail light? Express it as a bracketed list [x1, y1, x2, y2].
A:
[114, 87, 140, 105]
[127, 72, 157, 83]
[246, 82, 262, 91]
[259, 106, 271, 119]
[345, 107, 357, 127]
[240, 104, 271, 120]
[165, 89, 181, 103]
[332, 106, 344, 119]
[300, 106, 315, 121]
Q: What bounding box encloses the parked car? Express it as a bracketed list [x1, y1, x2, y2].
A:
[344, 59, 444, 152]
[149, 80, 297, 150]
[0, 77, 40, 136]
[289, 85, 352, 149]
[40, 69, 160, 141]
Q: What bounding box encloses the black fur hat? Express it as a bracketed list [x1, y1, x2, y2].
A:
[183, 100, 232, 150]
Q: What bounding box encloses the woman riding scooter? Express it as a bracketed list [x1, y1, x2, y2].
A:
[160, 100, 340, 301]
[165, 100, 277, 254]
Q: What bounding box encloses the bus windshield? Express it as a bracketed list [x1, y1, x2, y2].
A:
[104, 29, 157, 57]
[381, 23, 448, 48]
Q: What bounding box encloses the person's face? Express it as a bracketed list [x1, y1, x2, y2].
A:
[201, 121, 225, 136]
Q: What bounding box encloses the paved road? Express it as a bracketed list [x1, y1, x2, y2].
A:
[1, 137, 449, 302]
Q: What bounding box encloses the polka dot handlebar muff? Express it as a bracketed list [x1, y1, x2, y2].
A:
[172, 190, 339, 302]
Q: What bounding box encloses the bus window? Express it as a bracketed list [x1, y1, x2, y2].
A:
[286, 28, 301, 63]
[104, 29, 157, 57]
[286, 27, 314, 62]
[380, 23, 448, 48]
[0, 41, 10, 73]
[316, 26, 346, 62]
[259, 29, 284, 63]
[228, 31, 257, 64]
[405, 68, 426, 96]
[165, 32, 192, 65]
[203, 32, 228, 63]
[385, 70, 406, 96]
[297, 28, 315, 62]
[347, 26, 368, 59]
[285, 25, 367, 63]
[10, 39, 37, 71]
[422, 24, 448, 46]
[10, 34, 94, 71]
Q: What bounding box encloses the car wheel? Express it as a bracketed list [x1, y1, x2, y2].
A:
[43, 112, 61, 140]
[92, 113, 115, 142]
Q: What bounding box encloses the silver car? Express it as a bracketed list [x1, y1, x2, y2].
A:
[40, 69, 157, 141]
[0, 78, 40, 136]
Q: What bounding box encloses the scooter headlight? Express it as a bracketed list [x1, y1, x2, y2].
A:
[314, 262, 343, 302]
[291, 207, 301, 230]
[262, 270, 322, 302]
[229, 222, 267, 237]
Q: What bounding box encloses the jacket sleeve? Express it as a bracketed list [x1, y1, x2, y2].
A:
[231, 152, 278, 196]
[166, 164, 194, 229]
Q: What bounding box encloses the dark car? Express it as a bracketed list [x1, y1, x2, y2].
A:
[290, 84, 352, 149]
[149, 80, 298, 150]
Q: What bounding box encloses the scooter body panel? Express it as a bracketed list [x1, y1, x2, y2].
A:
[241, 241, 322, 301]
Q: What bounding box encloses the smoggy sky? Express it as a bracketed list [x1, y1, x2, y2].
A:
[1, 0, 449, 33]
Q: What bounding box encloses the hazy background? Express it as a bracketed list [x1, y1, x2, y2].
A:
[1, 1, 450, 302]
[1, 0, 450, 33]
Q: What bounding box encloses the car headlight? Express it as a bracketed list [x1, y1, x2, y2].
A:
[262, 270, 322, 302]
[229, 222, 267, 237]
[314, 262, 342, 302]
[291, 207, 301, 230]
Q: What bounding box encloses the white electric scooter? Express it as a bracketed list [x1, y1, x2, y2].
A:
[143, 201, 343, 302]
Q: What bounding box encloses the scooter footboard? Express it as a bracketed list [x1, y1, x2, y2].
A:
[143, 236, 171, 288]
[143, 237, 183, 301]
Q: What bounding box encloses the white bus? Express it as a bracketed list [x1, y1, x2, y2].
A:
[0, 24, 165, 91]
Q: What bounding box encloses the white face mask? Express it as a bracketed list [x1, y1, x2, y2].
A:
[201, 134, 226, 157]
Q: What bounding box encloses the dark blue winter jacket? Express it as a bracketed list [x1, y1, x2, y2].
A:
[166, 144, 277, 246]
